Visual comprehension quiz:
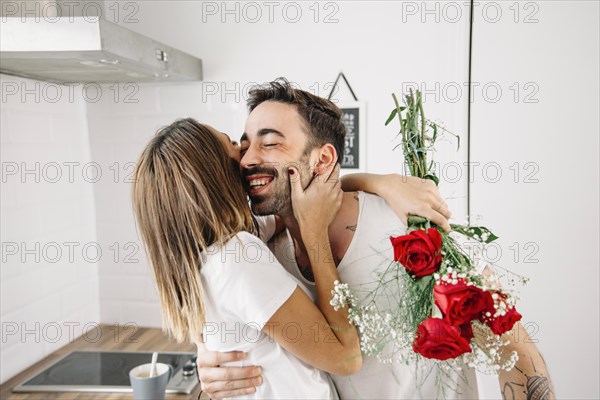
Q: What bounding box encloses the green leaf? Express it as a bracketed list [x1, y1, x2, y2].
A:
[407, 215, 429, 228]
[384, 108, 397, 126]
[385, 106, 406, 126]
[385, 108, 397, 126]
[424, 174, 439, 186]
[414, 275, 435, 291]
[450, 224, 499, 243]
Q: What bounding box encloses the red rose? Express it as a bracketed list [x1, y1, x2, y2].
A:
[458, 323, 474, 340]
[434, 279, 493, 326]
[486, 306, 522, 336]
[390, 228, 443, 278]
[413, 318, 472, 360]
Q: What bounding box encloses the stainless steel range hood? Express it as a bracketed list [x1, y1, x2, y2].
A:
[0, 16, 203, 84]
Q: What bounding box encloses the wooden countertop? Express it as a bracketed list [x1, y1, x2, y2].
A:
[0, 325, 207, 400]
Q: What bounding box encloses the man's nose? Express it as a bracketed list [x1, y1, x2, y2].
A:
[240, 146, 261, 169]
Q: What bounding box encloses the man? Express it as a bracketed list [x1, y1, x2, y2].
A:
[197, 79, 555, 399]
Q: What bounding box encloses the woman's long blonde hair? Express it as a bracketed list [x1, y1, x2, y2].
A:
[132, 118, 254, 343]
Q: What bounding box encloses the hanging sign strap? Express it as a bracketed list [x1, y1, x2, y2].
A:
[327, 72, 358, 101]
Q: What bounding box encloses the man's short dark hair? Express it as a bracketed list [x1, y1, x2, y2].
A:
[247, 78, 346, 163]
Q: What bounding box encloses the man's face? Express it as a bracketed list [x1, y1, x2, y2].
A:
[240, 101, 314, 216]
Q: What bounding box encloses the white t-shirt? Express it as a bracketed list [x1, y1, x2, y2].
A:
[200, 231, 338, 400]
[268, 192, 479, 400]
[254, 215, 277, 243]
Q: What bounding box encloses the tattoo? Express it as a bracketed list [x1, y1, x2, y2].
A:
[502, 376, 552, 400]
[503, 356, 553, 400]
[502, 382, 516, 400]
[353, 192, 359, 201]
[514, 366, 524, 374]
[525, 376, 552, 400]
[526, 355, 553, 400]
[346, 224, 357, 232]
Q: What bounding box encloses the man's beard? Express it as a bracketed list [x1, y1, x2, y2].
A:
[243, 156, 311, 217]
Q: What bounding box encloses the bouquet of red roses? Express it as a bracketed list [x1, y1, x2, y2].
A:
[331, 90, 525, 378]
[391, 227, 522, 361]
[386, 90, 522, 362]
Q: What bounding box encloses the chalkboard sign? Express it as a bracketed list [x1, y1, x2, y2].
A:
[339, 102, 366, 171]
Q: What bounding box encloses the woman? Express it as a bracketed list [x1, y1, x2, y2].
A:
[132, 118, 360, 399]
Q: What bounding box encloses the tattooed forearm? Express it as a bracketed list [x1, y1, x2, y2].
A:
[502, 382, 519, 400]
[522, 355, 554, 400]
[525, 375, 552, 400]
[501, 375, 552, 400]
[500, 355, 555, 400]
[499, 324, 555, 400]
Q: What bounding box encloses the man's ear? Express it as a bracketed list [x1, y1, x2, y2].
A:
[314, 143, 338, 175]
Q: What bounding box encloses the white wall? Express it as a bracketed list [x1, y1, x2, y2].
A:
[470, 2, 600, 399]
[87, 82, 219, 326]
[0, 75, 100, 383]
[113, 0, 472, 217]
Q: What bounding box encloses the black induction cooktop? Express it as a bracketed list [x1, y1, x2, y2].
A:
[13, 351, 199, 394]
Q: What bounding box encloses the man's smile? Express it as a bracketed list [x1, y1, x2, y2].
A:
[245, 174, 275, 196]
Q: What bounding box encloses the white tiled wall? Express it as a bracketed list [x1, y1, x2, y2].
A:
[0, 76, 254, 383]
[1, 74, 100, 383]
[86, 81, 235, 328]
